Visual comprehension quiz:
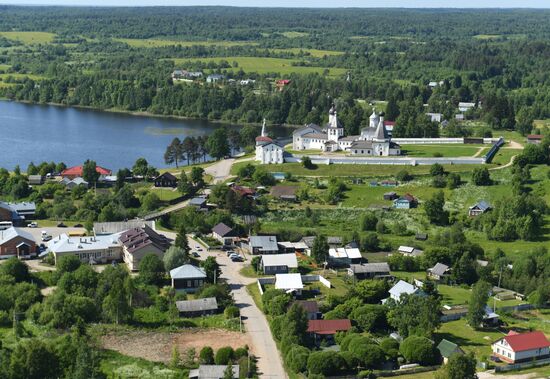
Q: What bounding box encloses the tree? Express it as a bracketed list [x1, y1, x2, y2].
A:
[141, 192, 160, 212]
[285, 345, 310, 373]
[190, 167, 205, 188]
[0, 257, 30, 282]
[223, 362, 235, 379]
[387, 294, 441, 337]
[451, 255, 478, 285]
[102, 275, 133, 324]
[396, 169, 413, 182]
[177, 171, 193, 196]
[467, 280, 491, 328]
[360, 212, 378, 231]
[425, 191, 449, 225]
[132, 158, 149, 177]
[8, 339, 60, 379]
[447, 173, 461, 189]
[307, 351, 345, 376]
[200, 257, 221, 283]
[435, 353, 477, 379]
[301, 156, 314, 169]
[471, 167, 492, 186]
[400, 335, 439, 365]
[311, 235, 329, 264]
[164, 137, 183, 167]
[282, 303, 309, 344]
[82, 159, 100, 184]
[206, 128, 230, 160]
[163, 246, 189, 271]
[174, 225, 190, 252]
[430, 163, 445, 177]
[138, 254, 165, 285]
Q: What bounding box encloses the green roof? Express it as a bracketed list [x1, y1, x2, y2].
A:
[437, 339, 464, 358]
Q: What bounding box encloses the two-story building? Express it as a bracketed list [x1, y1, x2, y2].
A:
[492, 331, 550, 364]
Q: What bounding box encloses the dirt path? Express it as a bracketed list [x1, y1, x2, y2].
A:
[100, 328, 251, 364]
[508, 140, 524, 149]
[489, 153, 517, 171]
[473, 146, 487, 158]
[478, 370, 540, 379]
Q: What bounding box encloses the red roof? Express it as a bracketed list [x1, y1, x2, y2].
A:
[61, 165, 112, 177]
[499, 331, 550, 352]
[231, 185, 256, 197]
[255, 136, 273, 143]
[384, 121, 396, 126]
[307, 319, 352, 335]
[276, 79, 291, 85]
[527, 134, 543, 140]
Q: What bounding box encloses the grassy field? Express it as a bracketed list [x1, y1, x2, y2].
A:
[171, 56, 347, 77]
[269, 47, 344, 57]
[237, 162, 491, 178]
[99, 349, 186, 379]
[0, 31, 56, 44]
[436, 319, 504, 358]
[115, 38, 256, 48]
[279, 31, 310, 38]
[401, 144, 484, 158]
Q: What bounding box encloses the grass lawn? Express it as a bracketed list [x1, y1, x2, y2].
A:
[279, 31, 310, 38]
[246, 282, 263, 312]
[115, 38, 256, 48]
[171, 56, 347, 77]
[150, 188, 182, 202]
[0, 64, 10, 71]
[401, 144, 484, 158]
[0, 31, 56, 44]
[435, 319, 504, 358]
[0, 73, 46, 82]
[99, 349, 186, 379]
[489, 147, 518, 165]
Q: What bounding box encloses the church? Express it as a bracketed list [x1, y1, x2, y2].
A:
[292, 106, 401, 156]
[255, 119, 284, 164]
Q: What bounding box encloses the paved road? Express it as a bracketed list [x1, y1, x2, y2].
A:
[188, 238, 287, 379]
[205, 158, 236, 184]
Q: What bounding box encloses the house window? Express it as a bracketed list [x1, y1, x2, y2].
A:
[508, 352, 511, 358]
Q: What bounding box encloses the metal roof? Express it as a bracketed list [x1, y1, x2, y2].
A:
[94, 219, 154, 235]
[212, 222, 233, 237]
[349, 263, 390, 274]
[176, 297, 218, 313]
[170, 264, 207, 280]
[430, 263, 450, 277]
[275, 273, 303, 291]
[249, 236, 278, 251]
[261, 254, 298, 268]
[389, 280, 418, 298]
[0, 227, 35, 245]
[189, 365, 239, 379]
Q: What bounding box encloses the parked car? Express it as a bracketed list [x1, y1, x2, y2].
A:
[229, 253, 239, 259]
[192, 252, 200, 258]
[231, 256, 244, 262]
[196, 247, 203, 251]
[57, 222, 67, 228]
[42, 235, 52, 242]
[226, 251, 236, 257]
[73, 223, 83, 227]
[28, 222, 38, 228]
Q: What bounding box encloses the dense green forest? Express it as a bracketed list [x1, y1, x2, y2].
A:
[0, 7, 549, 135]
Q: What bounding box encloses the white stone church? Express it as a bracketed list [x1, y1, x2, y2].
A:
[292, 106, 401, 156]
[255, 119, 285, 164]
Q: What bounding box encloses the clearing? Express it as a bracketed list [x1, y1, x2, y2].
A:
[0, 31, 56, 44]
[171, 56, 347, 77]
[100, 328, 252, 363]
[115, 38, 256, 48]
[401, 144, 485, 158]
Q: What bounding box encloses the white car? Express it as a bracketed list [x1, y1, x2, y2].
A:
[28, 222, 38, 228]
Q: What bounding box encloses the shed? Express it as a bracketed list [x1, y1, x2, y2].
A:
[275, 273, 303, 295]
[428, 263, 450, 281]
[437, 339, 464, 364]
[469, 201, 491, 217]
[383, 191, 398, 200]
[260, 253, 298, 275]
[270, 185, 298, 201]
[28, 175, 44, 185]
[176, 297, 218, 317]
[347, 263, 391, 280]
[189, 365, 239, 379]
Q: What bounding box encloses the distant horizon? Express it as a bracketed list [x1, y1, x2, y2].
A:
[1, 1, 550, 9]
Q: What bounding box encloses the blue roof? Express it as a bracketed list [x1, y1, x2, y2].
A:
[476, 201, 491, 211]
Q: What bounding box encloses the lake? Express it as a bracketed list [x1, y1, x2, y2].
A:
[0, 101, 281, 171]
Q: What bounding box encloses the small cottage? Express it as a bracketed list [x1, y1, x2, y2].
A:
[393, 194, 417, 209]
[170, 264, 207, 293]
[154, 172, 178, 188]
[468, 201, 491, 217]
[176, 297, 218, 317]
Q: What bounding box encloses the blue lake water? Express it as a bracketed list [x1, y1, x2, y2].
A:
[0, 100, 244, 171]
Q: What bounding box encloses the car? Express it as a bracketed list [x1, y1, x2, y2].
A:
[28, 222, 38, 228]
[196, 247, 203, 251]
[73, 223, 83, 227]
[231, 256, 244, 262]
[41, 235, 52, 242]
[226, 251, 236, 257]
[229, 253, 239, 259]
[192, 252, 200, 258]
[57, 222, 67, 228]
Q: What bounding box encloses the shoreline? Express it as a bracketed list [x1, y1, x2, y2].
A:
[0, 98, 301, 130]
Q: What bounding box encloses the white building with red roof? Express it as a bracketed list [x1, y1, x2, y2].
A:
[492, 331, 550, 363]
[255, 119, 284, 164]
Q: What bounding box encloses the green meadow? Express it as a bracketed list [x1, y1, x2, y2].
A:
[0, 31, 56, 44]
[115, 38, 256, 48]
[171, 56, 347, 77]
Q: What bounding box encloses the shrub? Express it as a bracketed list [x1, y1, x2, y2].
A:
[214, 346, 234, 365]
[224, 305, 240, 319]
[379, 337, 400, 360]
[354, 344, 385, 368]
[199, 346, 214, 364]
[285, 345, 310, 373]
[400, 335, 439, 365]
[302, 156, 314, 169]
[307, 351, 346, 376]
[234, 347, 248, 359]
[396, 170, 413, 182]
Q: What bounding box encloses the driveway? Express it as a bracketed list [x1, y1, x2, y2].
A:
[188, 238, 287, 379]
[205, 158, 236, 184]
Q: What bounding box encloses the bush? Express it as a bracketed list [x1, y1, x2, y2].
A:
[432, 175, 447, 188]
[214, 346, 234, 365]
[224, 305, 240, 319]
[302, 156, 314, 169]
[234, 347, 248, 359]
[396, 170, 413, 182]
[285, 345, 310, 373]
[307, 351, 346, 376]
[199, 346, 214, 364]
[354, 344, 385, 368]
[400, 335, 439, 365]
[379, 337, 400, 360]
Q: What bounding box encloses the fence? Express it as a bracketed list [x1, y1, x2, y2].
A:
[295, 156, 487, 166]
[484, 137, 505, 163]
[256, 275, 332, 295]
[495, 357, 550, 372]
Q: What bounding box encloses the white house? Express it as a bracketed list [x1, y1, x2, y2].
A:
[458, 102, 476, 112]
[255, 119, 284, 164]
[275, 273, 303, 295]
[426, 112, 443, 123]
[397, 246, 423, 258]
[386, 280, 420, 303]
[47, 233, 122, 264]
[260, 253, 298, 274]
[492, 331, 550, 364]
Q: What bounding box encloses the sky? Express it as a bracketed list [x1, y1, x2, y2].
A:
[1, 0, 550, 7]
